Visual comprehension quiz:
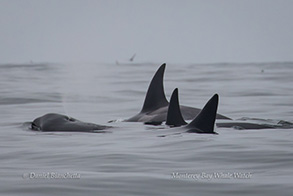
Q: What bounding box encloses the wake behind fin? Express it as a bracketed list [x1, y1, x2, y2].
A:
[186, 94, 219, 134]
[166, 88, 187, 127]
[141, 63, 169, 113]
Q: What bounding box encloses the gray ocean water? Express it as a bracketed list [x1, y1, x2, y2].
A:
[0, 62, 293, 195]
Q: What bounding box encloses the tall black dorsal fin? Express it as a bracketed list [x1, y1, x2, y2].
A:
[166, 88, 187, 127]
[186, 94, 219, 133]
[141, 63, 169, 112]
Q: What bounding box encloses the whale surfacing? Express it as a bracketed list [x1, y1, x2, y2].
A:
[31, 113, 111, 133]
[125, 63, 230, 124]
[166, 89, 292, 131]
[166, 88, 218, 134]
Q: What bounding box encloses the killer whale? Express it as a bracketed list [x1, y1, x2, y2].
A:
[125, 63, 230, 124]
[166, 88, 218, 134]
[216, 122, 276, 129]
[31, 113, 111, 132]
[166, 89, 291, 130]
[216, 120, 293, 129]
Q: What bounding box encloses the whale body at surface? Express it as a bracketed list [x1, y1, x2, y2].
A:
[31, 113, 111, 133]
[125, 64, 230, 124]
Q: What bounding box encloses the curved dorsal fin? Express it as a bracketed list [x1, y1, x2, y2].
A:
[166, 88, 187, 127]
[186, 94, 218, 133]
[141, 63, 168, 112]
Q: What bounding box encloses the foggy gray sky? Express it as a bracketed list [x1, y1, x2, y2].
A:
[1, 0, 293, 64]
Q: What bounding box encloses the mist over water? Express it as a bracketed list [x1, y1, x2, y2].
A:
[0, 62, 293, 195]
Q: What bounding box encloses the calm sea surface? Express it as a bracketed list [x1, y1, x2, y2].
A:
[0, 62, 293, 195]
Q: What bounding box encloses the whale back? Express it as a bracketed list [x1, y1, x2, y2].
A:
[32, 113, 110, 132]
